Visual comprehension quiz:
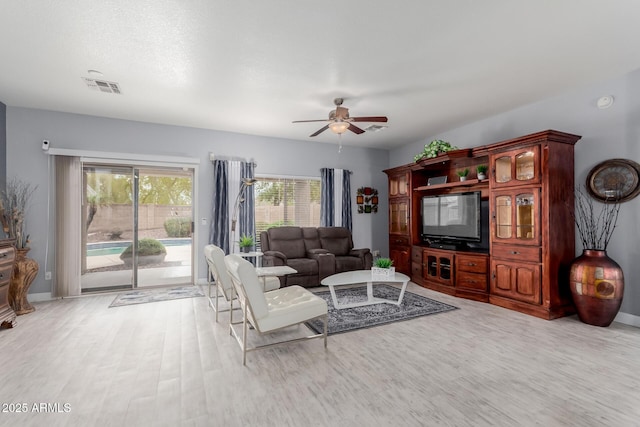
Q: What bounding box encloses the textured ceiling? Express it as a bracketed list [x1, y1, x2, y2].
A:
[1, 1, 640, 149]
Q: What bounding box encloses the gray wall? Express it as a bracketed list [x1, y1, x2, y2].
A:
[391, 68, 640, 318]
[0, 101, 6, 190]
[6, 108, 389, 295]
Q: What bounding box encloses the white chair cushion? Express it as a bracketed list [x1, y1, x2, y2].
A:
[263, 276, 281, 292]
[205, 244, 234, 298]
[226, 254, 270, 319]
[257, 286, 327, 332]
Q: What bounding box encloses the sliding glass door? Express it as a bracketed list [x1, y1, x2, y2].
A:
[80, 164, 193, 292]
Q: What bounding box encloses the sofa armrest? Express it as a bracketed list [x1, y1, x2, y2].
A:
[307, 248, 330, 257]
[307, 250, 336, 280]
[263, 250, 287, 267]
[350, 248, 373, 270]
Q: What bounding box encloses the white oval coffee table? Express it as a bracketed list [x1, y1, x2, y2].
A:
[320, 270, 410, 309]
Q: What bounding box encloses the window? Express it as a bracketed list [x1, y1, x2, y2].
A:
[254, 176, 321, 247]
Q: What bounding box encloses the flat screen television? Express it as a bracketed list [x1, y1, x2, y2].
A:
[421, 191, 482, 243]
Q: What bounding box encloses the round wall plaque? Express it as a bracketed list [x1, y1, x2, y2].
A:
[586, 158, 640, 203]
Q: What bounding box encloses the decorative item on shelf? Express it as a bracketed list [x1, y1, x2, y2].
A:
[476, 165, 488, 181]
[356, 187, 378, 214]
[414, 139, 458, 162]
[0, 178, 38, 315]
[372, 257, 395, 276]
[568, 187, 624, 327]
[238, 234, 255, 253]
[457, 168, 469, 182]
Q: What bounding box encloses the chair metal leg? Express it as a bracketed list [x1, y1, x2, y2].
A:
[323, 314, 328, 348]
[242, 305, 248, 366]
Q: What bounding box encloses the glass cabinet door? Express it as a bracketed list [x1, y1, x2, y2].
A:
[495, 156, 512, 184]
[495, 195, 512, 238]
[491, 146, 540, 186]
[516, 193, 535, 240]
[389, 171, 408, 197]
[492, 189, 540, 245]
[390, 201, 408, 234]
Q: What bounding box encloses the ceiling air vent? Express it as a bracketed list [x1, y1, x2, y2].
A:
[82, 77, 122, 94]
[364, 124, 388, 132]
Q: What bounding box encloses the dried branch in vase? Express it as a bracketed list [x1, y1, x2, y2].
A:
[0, 178, 37, 249]
[571, 186, 621, 251]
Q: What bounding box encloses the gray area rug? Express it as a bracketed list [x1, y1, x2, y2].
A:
[306, 284, 458, 335]
[109, 285, 204, 307]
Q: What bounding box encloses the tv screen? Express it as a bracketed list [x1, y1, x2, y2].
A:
[421, 192, 481, 242]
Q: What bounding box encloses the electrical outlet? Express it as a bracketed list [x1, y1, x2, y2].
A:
[45, 271, 52, 280]
[372, 250, 380, 257]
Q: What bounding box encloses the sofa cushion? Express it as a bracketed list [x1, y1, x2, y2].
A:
[267, 226, 306, 259]
[302, 227, 322, 251]
[317, 227, 352, 256]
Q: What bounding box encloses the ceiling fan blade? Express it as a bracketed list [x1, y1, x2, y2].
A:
[292, 119, 329, 123]
[350, 116, 388, 123]
[348, 124, 365, 134]
[310, 125, 329, 137]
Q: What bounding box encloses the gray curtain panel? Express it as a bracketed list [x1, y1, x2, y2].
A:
[342, 169, 352, 231]
[320, 168, 334, 226]
[210, 160, 229, 253]
[239, 161, 256, 242]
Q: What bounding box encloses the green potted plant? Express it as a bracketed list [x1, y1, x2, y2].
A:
[476, 165, 488, 181]
[456, 168, 470, 182]
[414, 139, 458, 162]
[372, 257, 395, 276]
[238, 234, 255, 253]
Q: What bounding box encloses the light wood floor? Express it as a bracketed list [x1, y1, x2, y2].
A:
[1, 283, 639, 427]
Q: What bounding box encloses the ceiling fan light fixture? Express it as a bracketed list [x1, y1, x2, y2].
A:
[329, 121, 350, 134]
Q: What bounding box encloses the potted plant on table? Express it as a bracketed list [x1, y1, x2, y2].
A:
[238, 234, 255, 253]
[372, 257, 395, 276]
[568, 187, 624, 327]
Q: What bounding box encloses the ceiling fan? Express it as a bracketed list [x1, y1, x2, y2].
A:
[292, 98, 388, 137]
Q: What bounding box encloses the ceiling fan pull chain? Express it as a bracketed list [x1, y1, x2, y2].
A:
[338, 133, 343, 153]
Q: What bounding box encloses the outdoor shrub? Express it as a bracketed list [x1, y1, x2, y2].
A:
[120, 238, 167, 260]
[164, 216, 191, 237]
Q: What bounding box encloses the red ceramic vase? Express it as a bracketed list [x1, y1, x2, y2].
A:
[569, 250, 624, 327]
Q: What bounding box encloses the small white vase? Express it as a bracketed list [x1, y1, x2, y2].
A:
[372, 267, 395, 276]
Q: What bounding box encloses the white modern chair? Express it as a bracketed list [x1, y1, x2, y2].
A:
[204, 244, 279, 322]
[224, 254, 328, 365]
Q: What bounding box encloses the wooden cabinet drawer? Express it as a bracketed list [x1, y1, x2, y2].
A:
[411, 246, 423, 264]
[411, 261, 422, 278]
[0, 265, 13, 284]
[492, 244, 541, 263]
[457, 271, 488, 291]
[0, 247, 15, 269]
[456, 254, 488, 274]
[390, 235, 410, 246]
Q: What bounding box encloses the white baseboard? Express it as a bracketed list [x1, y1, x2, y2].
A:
[614, 311, 640, 328]
[27, 292, 55, 302]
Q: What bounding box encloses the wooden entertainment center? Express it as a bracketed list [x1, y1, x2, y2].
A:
[384, 130, 581, 319]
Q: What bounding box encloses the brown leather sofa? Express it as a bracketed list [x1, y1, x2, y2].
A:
[260, 226, 373, 287]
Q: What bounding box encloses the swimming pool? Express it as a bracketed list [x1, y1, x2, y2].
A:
[86, 238, 191, 257]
